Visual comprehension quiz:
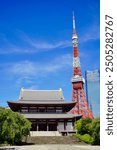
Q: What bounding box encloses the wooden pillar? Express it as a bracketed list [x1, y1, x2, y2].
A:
[56, 120, 58, 131]
[37, 120, 38, 131]
[73, 118, 76, 126]
[38, 120, 40, 131]
[72, 119, 74, 127]
[47, 120, 49, 131]
[37, 125, 38, 131]
[64, 120, 66, 130]
[19, 106, 21, 112]
[28, 106, 29, 112]
[55, 107, 56, 112]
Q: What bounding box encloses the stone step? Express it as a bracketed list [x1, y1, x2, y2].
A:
[26, 136, 86, 145]
[30, 131, 61, 136]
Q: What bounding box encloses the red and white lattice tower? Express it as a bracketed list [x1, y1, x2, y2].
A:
[70, 13, 94, 119]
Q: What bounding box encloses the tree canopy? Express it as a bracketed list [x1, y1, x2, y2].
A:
[0, 108, 31, 145]
[74, 118, 100, 145]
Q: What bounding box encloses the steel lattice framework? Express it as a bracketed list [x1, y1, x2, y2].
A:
[70, 13, 94, 119]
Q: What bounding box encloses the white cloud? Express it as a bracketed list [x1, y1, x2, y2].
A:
[0, 40, 71, 54]
[3, 54, 72, 86]
[0, 33, 71, 54]
[0, 23, 99, 55]
[79, 24, 99, 43]
[9, 61, 37, 76]
[23, 34, 71, 49]
[11, 54, 72, 75]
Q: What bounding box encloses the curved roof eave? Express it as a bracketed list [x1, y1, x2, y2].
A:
[7, 100, 77, 112]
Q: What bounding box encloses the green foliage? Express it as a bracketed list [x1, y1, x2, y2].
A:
[91, 118, 100, 145]
[74, 118, 92, 135]
[0, 108, 31, 145]
[75, 134, 93, 144]
[74, 118, 100, 145]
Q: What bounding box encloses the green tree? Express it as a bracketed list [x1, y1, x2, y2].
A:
[74, 118, 100, 145]
[0, 108, 31, 145]
[74, 118, 92, 135]
[91, 118, 100, 145]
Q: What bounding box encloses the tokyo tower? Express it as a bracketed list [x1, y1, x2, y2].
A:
[70, 13, 94, 119]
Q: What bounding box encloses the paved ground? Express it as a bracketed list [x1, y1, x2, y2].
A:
[0, 145, 100, 150]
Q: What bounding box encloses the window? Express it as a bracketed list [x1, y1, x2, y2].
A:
[39, 107, 46, 112]
[47, 107, 55, 113]
[29, 107, 38, 112]
[56, 107, 62, 113]
[21, 107, 28, 113]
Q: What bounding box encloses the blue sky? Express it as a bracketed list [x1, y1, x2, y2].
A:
[0, 0, 100, 107]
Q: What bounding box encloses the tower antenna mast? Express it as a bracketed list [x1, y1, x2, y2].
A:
[70, 13, 94, 119]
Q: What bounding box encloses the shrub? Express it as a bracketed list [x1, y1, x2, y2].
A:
[91, 118, 100, 145]
[76, 134, 93, 144]
[0, 108, 31, 145]
[74, 118, 92, 135]
[74, 118, 100, 145]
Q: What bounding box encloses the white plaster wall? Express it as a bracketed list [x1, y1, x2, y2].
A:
[57, 122, 64, 130]
[66, 122, 73, 130]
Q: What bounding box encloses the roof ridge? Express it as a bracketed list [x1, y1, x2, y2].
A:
[21, 88, 62, 92]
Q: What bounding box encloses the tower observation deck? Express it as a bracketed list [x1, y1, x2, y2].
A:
[70, 13, 94, 119]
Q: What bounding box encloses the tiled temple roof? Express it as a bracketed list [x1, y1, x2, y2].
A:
[7, 88, 76, 112]
[19, 88, 64, 101]
[21, 113, 82, 119]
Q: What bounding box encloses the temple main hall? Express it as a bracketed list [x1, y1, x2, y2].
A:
[8, 88, 82, 135]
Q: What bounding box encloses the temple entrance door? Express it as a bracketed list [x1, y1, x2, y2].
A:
[39, 124, 47, 131]
[49, 123, 57, 131]
[31, 124, 37, 131]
